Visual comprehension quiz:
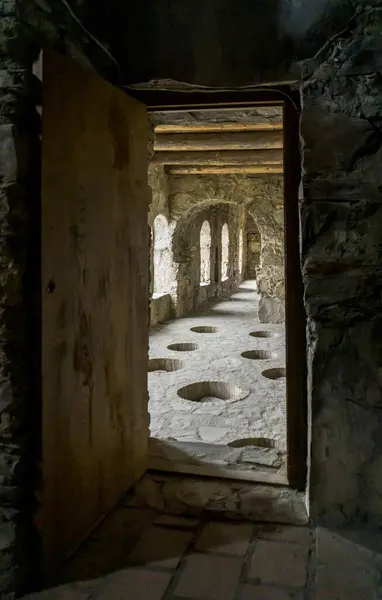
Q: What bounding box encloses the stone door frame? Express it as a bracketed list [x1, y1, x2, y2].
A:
[134, 87, 307, 490]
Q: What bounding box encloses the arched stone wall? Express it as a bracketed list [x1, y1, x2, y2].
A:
[173, 202, 244, 316]
[169, 174, 284, 322]
[148, 165, 177, 324]
[148, 170, 285, 320]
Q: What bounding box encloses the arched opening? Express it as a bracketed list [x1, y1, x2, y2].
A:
[246, 215, 261, 281]
[238, 229, 244, 276]
[200, 220, 211, 285]
[221, 223, 229, 281]
[153, 214, 172, 296]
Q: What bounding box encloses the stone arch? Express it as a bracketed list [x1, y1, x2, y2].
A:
[172, 199, 259, 262]
[171, 193, 284, 322]
[246, 215, 260, 280]
[200, 220, 211, 284]
[221, 223, 229, 281]
[153, 214, 172, 296]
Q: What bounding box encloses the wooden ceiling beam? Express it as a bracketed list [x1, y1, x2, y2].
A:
[151, 148, 283, 166]
[154, 122, 282, 133]
[167, 165, 283, 175]
[154, 130, 282, 151]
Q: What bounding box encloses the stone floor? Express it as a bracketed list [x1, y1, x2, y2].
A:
[24, 503, 382, 600]
[149, 280, 287, 450]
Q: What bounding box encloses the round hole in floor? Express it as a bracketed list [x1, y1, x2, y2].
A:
[249, 330, 278, 338]
[167, 342, 199, 352]
[148, 358, 184, 373]
[177, 381, 249, 402]
[190, 326, 218, 333]
[241, 350, 276, 360]
[262, 367, 286, 380]
[228, 437, 277, 449]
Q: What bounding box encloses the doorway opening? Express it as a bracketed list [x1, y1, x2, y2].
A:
[144, 96, 305, 489]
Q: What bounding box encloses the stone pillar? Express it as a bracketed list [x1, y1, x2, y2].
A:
[255, 197, 285, 324]
[300, 3, 382, 525]
[257, 226, 285, 323]
[0, 3, 42, 596]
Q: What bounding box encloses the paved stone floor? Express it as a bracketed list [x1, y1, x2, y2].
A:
[149, 281, 287, 450]
[24, 506, 382, 600]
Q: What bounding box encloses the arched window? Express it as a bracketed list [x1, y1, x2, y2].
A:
[221, 223, 229, 281]
[200, 220, 211, 285]
[153, 214, 171, 296]
[238, 229, 244, 275]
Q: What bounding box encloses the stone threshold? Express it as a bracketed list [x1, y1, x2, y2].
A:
[126, 470, 308, 525]
[149, 437, 288, 486]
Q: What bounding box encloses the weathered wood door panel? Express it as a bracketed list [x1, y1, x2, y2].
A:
[41, 48, 149, 574]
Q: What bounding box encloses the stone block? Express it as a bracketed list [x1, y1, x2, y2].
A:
[308, 320, 382, 523]
[174, 553, 242, 599]
[316, 528, 379, 573]
[255, 525, 311, 548]
[248, 540, 308, 587]
[0, 1, 16, 17]
[0, 521, 15, 550]
[23, 583, 95, 600]
[0, 125, 28, 183]
[340, 36, 382, 76]
[195, 521, 253, 556]
[97, 568, 172, 600]
[301, 200, 382, 273]
[162, 478, 238, 514]
[89, 507, 153, 550]
[239, 584, 304, 600]
[153, 514, 199, 529]
[127, 524, 192, 569]
[314, 564, 378, 600]
[124, 477, 165, 510]
[302, 178, 381, 203]
[301, 110, 375, 174]
[258, 296, 285, 324]
[0, 17, 31, 63]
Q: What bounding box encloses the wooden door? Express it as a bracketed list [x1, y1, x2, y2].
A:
[40, 48, 150, 574]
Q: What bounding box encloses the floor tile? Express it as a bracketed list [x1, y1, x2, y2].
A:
[195, 521, 253, 556]
[174, 553, 242, 599]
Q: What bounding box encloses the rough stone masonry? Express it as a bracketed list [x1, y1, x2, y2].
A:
[0, 0, 42, 596]
[300, 1, 382, 523]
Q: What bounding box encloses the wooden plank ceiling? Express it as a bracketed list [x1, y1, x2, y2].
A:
[150, 106, 283, 175]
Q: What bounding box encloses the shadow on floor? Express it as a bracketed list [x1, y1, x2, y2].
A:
[56, 504, 300, 587]
[45, 501, 382, 600]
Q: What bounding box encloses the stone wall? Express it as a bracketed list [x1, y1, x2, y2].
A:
[148, 168, 250, 324]
[0, 2, 42, 596]
[174, 203, 245, 317]
[148, 165, 175, 325]
[24, 0, 354, 88]
[300, 4, 382, 525]
[148, 169, 280, 323]
[169, 174, 285, 323]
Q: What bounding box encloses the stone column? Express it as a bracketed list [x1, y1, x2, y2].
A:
[0, 3, 42, 595]
[257, 225, 285, 323]
[300, 3, 382, 525]
[255, 197, 285, 324]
